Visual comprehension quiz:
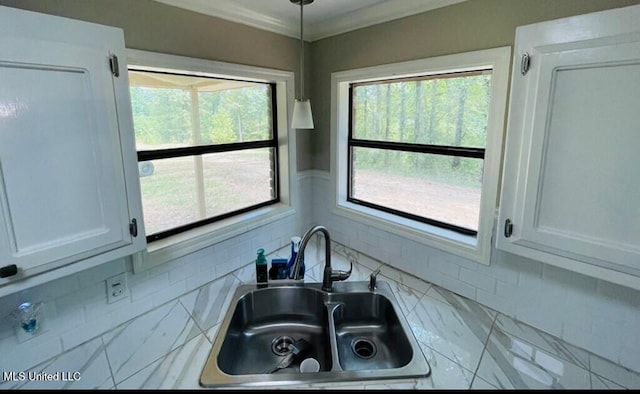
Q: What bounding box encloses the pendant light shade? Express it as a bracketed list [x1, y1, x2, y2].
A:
[290, 0, 314, 130]
[292, 99, 314, 129]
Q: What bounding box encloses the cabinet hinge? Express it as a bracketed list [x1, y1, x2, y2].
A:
[109, 54, 120, 77]
[504, 218, 513, 238]
[521, 52, 530, 76]
[129, 218, 138, 237]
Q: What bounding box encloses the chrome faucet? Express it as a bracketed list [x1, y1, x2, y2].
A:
[290, 225, 352, 292]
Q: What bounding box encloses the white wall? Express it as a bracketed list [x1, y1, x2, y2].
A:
[310, 171, 640, 373]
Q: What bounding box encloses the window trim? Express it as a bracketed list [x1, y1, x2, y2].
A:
[126, 49, 297, 273]
[330, 47, 511, 265]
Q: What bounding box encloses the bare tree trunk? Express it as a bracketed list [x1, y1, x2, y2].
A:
[427, 80, 437, 144]
[399, 83, 406, 142]
[375, 85, 383, 139]
[384, 84, 391, 166]
[363, 98, 369, 139]
[413, 81, 424, 170]
[236, 109, 244, 142]
[452, 81, 468, 169]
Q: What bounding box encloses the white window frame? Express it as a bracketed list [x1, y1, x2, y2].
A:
[127, 49, 297, 273]
[330, 47, 511, 265]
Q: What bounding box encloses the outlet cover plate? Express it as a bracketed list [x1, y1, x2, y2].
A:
[106, 273, 128, 304]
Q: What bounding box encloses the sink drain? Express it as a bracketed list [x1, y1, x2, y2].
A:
[271, 336, 294, 356]
[351, 338, 377, 359]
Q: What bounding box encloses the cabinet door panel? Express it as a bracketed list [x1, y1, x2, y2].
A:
[518, 43, 640, 269]
[0, 39, 131, 270]
[497, 4, 640, 288]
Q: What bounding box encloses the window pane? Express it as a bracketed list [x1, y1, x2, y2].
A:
[352, 71, 492, 148]
[129, 70, 272, 151]
[350, 147, 482, 231]
[139, 148, 276, 236]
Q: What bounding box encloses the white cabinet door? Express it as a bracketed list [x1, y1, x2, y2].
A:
[0, 6, 145, 290]
[496, 4, 640, 289]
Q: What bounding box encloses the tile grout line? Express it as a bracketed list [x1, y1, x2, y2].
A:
[468, 311, 498, 389]
[100, 336, 118, 390]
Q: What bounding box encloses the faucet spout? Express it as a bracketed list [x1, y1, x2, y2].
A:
[290, 225, 351, 292]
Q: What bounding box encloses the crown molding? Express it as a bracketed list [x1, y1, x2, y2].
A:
[155, 0, 299, 38]
[154, 0, 466, 42]
[308, 0, 467, 41]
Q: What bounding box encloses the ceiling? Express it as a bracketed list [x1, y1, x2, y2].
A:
[154, 0, 467, 42]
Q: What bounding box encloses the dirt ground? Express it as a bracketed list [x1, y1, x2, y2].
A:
[139, 154, 480, 235]
[139, 150, 272, 235]
[352, 169, 481, 231]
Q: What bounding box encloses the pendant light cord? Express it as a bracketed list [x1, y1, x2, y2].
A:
[299, 1, 304, 100]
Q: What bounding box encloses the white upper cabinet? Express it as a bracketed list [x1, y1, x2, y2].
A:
[0, 6, 145, 295]
[496, 4, 640, 289]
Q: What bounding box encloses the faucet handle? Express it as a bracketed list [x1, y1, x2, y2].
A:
[330, 262, 352, 282]
[369, 268, 381, 291]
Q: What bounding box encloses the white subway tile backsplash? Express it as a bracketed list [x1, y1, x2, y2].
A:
[377, 235, 403, 259]
[438, 275, 477, 301]
[15, 275, 80, 308]
[186, 269, 216, 292]
[368, 225, 391, 241]
[429, 253, 461, 279]
[250, 231, 271, 252]
[167, 261, 199, 285]
[542, 263, 598, 293]
[487, 252, 519, 284]
[517, 271, 567, 306]
[151, 279, 188, 308]
[76, 258, 127, 289]
[596, 279, 640, 306]
[476, 288, 516, 317]
[495, 280, 519, 300]
[514, 302, 564, 338]
[196, 258, 218, 276]
[47, 297, 86, 335]
[459, 267, 496, 293]
[130, 272, 169, 302]
[349, 238, 375, 257]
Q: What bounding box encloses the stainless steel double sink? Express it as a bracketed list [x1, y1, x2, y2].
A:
[199, 280, 431, 387]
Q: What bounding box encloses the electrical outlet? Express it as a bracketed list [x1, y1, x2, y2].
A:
[106, 273, 128, 304]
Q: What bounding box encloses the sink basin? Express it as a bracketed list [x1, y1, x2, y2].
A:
[200, 280, 430, 387]
[217, 286, 332, 375]
[331, 292, 413, 371]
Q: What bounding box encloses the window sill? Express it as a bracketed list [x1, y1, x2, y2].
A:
[332, 200, 489, 264]
[132, 203, 296, 273]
